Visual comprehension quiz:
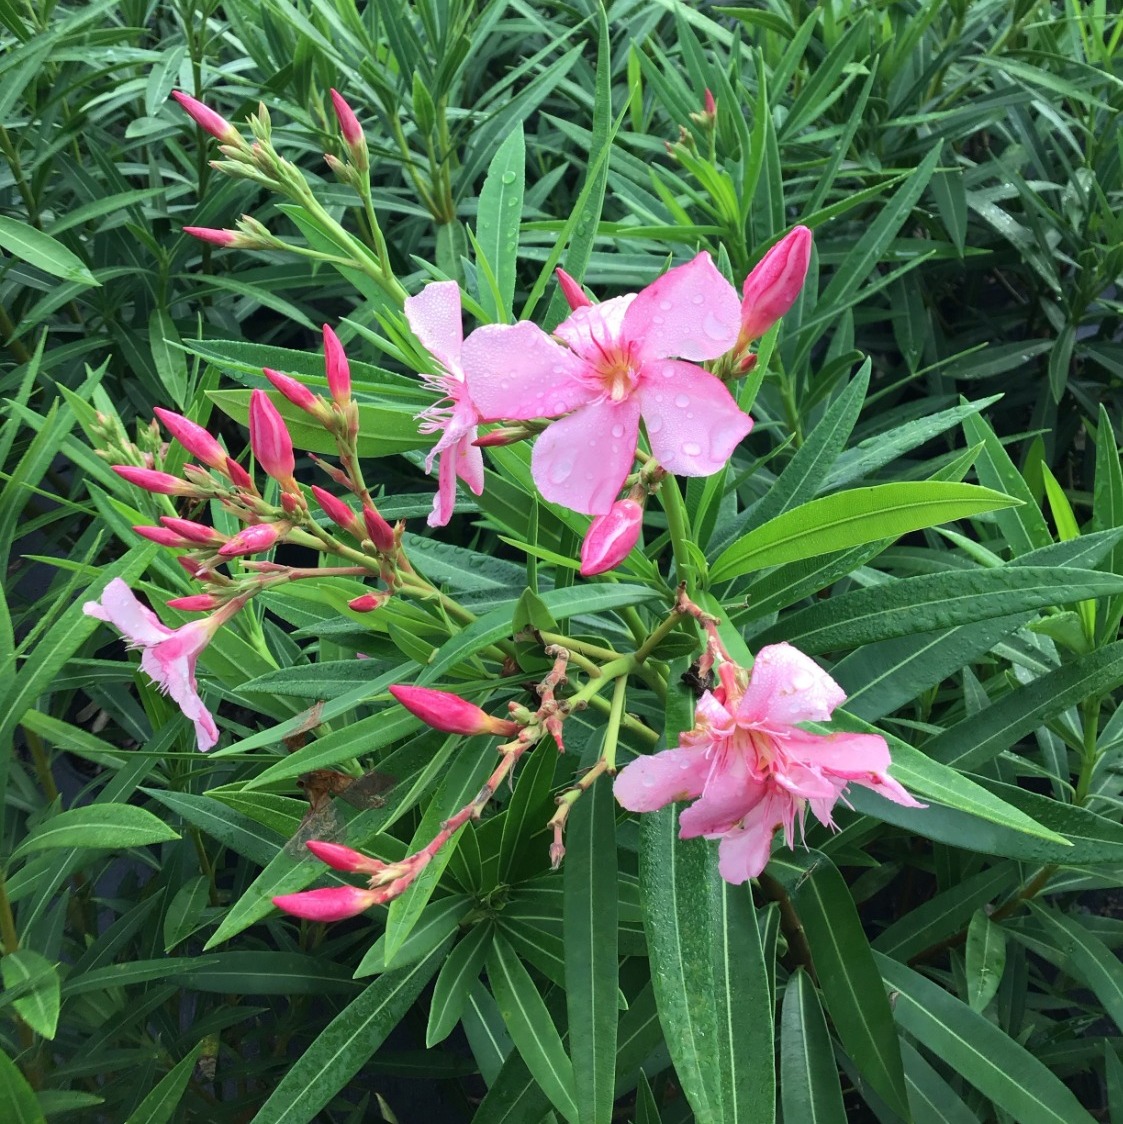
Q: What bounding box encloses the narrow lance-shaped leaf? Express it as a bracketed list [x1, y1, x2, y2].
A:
[781, 968, 847, 1124]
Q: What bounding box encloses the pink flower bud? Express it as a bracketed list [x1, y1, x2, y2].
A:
[306, 839, 384, 873]
[312, 485, 362, 535]
[113, 465, 196, 496]
[134, 525, 191, 547]
[263, 368, 321, 414]
[153, 407, 227, 470]
[183, 226, 238, 247]
[388, 684, 521, 737]
[362, 506, 395, 553]
[160, 516, 223, 545]
[218, 522, 283, 557]
[580, 499, 644, 577]
[225, 457, 254, 491]
[473, 426, 531, 448]
[740, 225, 812, 343]
[171, 91, 241, 145]
[348, 593, 387, 612]
[272, 886, 377, 922]
[704, 88, 716, 117]
[555, 268, 592, 310]
[329, 89, 363, 147]
[166, 594, 222, 611]
[177, 557, 206, 578]
[248, 389, 296, 485]
[322, 324, 351, 405]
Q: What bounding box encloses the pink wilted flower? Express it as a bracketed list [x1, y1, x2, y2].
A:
[403, 281, 484, 527]
[613, 643, 923, 883]
[83, 578, 245, 752]
[462, 252, 750, 514]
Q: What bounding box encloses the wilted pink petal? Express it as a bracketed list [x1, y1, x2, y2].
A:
[717, 792, 796, 885]
[736, 642, 845, 727]
[389, 684, 520, 737]
[612, 744, 708, 813]
[272, 886, 377, 922]
[580, 499, 644, 576]
[739, 226, 812, 343]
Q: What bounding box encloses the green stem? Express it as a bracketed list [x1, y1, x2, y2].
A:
[659, 476, 696, 593]
[0, 872, 19, 954]
[601, 675, 629, 772]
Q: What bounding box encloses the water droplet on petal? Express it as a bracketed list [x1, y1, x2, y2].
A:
[654, 394, 664, 403]
[500, 379, 509, 389]
[691, 293, 704, 305]
[647, 414, 664, 434]
[659, 299, 672, 311]
[550, 457, 575, 484]
[652, 315, 664, 325]
[703, 312, 732, 342]
[682, 441, 702, 457]
[611, 423, 625, 438]
[663, 368, 675, 378]
[674, 393, 690, 408]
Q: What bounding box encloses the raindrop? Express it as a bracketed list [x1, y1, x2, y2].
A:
[549, 457, 575, 484]
[500, 170, 516, 184]
[647, 414, 664, 433]
[703, 312, 731, 341]
[652, 315, 664, 325]
[611, 423, 625, 438]
[682, 441, 702, 457]
[674, 393, 690, 408]
[659, 299, 672, 311]
[691, 293, 704, 305]
[500, 380, 510, 390]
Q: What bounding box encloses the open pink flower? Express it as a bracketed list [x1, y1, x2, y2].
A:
[404, 282, 484, 527]
[462, 252, 750, 514]
[613, 643, 923, 883]
[83, 578, 243, 752]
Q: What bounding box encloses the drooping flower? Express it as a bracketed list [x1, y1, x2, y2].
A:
[403, 281, 484, 527]
[83, 578, 245, 752]
[613, 642, 923, 884]
[462, 252, 750, 515]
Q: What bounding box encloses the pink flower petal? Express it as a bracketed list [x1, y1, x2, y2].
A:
[84, 579, 174, 646]
[737, 643, 846, 727]
[553, 295, 636, 364]
[462, 322, 593, 422]
[637, 361, 752, 476]
[622, 252, 741, 363]
[783, 731, 927, 809]
[613, 744, 709, 813]
[425, 400, 482, 527]
[716, 791, 795, 883]
[531, 396, 641, 514]
[679, 752, 767, 839]
[455, 433, 484, 495]
[405, 281, 465, 377]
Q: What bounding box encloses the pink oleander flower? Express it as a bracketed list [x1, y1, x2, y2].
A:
[738, 226, 813, 346]
[580, 498, 644, 576]
[462, 252, 750, 515]
[263, 367, 322, 415]
[113, 465, 198, 496]
[348, 592, 388, 612]
[83, 578, 245, 752]
[388, 684, 521, 737]
[248, 389, 297, 489]
[329, 88, 364, 148]
[403, 281, 484, 527]
[218, 522, 284, 558]
[272, 885, 378, 922]
[322, 324, 351, 405]
[171, 90, 241, 146]
[613, 642, 924, 884]
[362, 505, 395, 553]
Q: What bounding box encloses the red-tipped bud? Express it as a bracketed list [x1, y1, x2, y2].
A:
[348, 592, 388, 612]
[740, 225, 813, 343]
[388, 684, 521, 737]
[329, 89, 363, 147]
[306, 839, 385, 874]
[263, 368, 321, 414]
[272, 886, 377, 922]
[171, 90, 241, 145]
[183, 226, 238, 247]
[225, 457, 254, 491]
[580, 499, 644, 577]
[134, 524, 191, 547]
[322, 324, 352, 405]
[160, 516, 223, 545]
[153, 407, 227, 470]
[248, 389, 296, 486]
[704, 89, 717, 117]
[177, 557, 206, 578]
[113, 465, 197, 496]
[312, 485, 362, 535]
[218, 522, 283, 557]
[166, 594, 222, 611]
[555, 268, 592, 311]
[362, 505, 395, 553]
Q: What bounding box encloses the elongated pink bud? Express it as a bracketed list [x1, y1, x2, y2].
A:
[178, 557, 205, 578]
[740, 225, 812, 343]
[272, 886, 377, 922]
[322, 324, 351, 405]
[153, 407, 226, 470]
[248, 389, 296, 486]
[306, 840, 386, 874]
[167, 594, 222, 611]
[388, 684, 521, 737]
[362, 506, 395, 553]
[113, 465, 197, 496]
[134, 525, 191, 547]
[172, 91, 242, 145]
[329, 89, 363, 147]
[263, 367, 321, 414]
[225, 457, 254, 491]
[183, 226, 238, 247]
[555, 268, 592, 310]
[218, 522, 283, 557]
[580, 499, 644, 576]
[311, 485, 362, 536]
[160, 516, 223, 545]
[348, 592, 388, 612]
[704, 89, 716, 117]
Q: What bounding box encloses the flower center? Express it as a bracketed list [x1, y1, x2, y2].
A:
[597, 353, 637, 403]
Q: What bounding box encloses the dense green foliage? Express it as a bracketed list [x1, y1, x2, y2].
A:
[2, 1, 1123, 1122]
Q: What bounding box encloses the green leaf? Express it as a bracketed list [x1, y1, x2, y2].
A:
[876, 953, 1097, 1124]
[965, 910, 1006, 1012]
[781, 968, 847, 1124]
[0, 216, 99, 286]
[498, 743, 557, 886]
[426, 922, 494, 1047]
[0, 951, 59, 1039]
[250, 938, 450, 1124]
[148, 308, 188, 409]
[12, 804, 179, 860]
[476, 123, 525, 323]
[171, 952, 358, 995]
[487, 932, 579, 1124]
[769, 851, 909, 1118]
[564, 777, 618, 1124]
[0, 1047, 46, 1124]
[356, 896, 470, 977]
[711, 483, 1019, 584]
[900, 1041, 982, 1124]
[122, 1043, 204, 1124]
